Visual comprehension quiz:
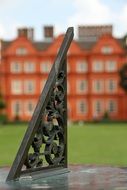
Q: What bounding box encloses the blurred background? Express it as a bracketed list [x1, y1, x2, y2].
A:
[0, 0, 127, 168]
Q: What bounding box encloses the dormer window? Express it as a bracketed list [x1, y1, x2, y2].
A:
[101, 45, 113, 54]
[16, 47, 27, 55]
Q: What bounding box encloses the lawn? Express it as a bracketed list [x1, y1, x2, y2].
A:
[0, 122, 127, 167]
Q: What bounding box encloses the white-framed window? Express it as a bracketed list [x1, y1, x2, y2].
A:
[77, 80, 88, 93]
[11, 80, 22, 94]
[25, 101, 35, 116]
[24, 62, 35, 73]
[40, 79, 46, 92]
[101, 45, 113, 54]
[92, 60, 104, 72]
[16, 47, 27, 55]
[67, 50, 70, 55]
[67, 82, 70, 94]
[93, 80, 104, 93]
[24, 80, 35, 94]
[11, 100, 22, 116]
[105, 60, 117, 72]
[40, 61, 51, 73]
[11, 61, 22, 73]
[77, 100, 87, 114]
[106, 79, 117, 93]
[67, 62, 70, 73]
[67, 102, 71, 118]
[93, 100, 104, 116]
[76, 61, 88, 73]
[107, 100, 117, 113]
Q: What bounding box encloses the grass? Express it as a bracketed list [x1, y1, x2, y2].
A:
[0, 122, 127, 167]
[68, 123, 127, 166]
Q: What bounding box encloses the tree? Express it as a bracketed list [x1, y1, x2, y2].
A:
[0, 93, 6, 114]
[119, 63, 127, 92]
[0, 93, 7, 123]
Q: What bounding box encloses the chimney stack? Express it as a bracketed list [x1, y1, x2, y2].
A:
[17, 27, 34, 41]
[44, 26, 54, 41]
[78, 25, 113, 41]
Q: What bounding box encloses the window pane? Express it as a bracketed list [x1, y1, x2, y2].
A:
[67, 82, 69, 94]
[67, 62, 70, 73]
[93, 100, 104, 116]
[107, 79, 117, 93]
[101, 46, 113, 54]
[77, 61, 88, 73]
[93, 60, 104, 72]
[77, 80, 88, 93]
[40, 61, 51, 73]
[16, 47, 27, 55]
[11, 81, 22, 94]
[25, 101, 35, 115]
[108, 100, 117, 113]
[40, 79, 46, 92]
[93, 80, 104, 93]
[77, 100, 87, 114]
[11, 62, 22, 73]
[106, 61, 117, 72]
[12, 101, 22, 115]
[24, 62, 35, 73]
[24, 80, 35, 94]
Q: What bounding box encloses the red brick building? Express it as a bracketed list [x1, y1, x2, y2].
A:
[0, 25, 127, 122]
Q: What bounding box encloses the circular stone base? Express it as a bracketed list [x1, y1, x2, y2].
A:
[1, 165, 127, 189]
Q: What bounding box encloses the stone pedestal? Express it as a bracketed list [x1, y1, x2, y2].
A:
[1, 165, 127, 189]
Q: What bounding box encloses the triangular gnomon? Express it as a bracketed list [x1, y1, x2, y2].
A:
[6, 27, 74, 181]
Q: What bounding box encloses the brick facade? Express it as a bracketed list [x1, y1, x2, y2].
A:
[0, 26, 127, 122]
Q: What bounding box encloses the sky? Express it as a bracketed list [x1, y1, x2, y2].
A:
[0, 0, 127, 40]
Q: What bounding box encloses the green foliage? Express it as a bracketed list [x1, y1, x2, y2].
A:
[0, 114, 8, 124]
[102, 111, 110, 122]
[0, 93, 6, 110]
[0, 93, 7, 123]
[119, 63, 127, 92]
[0, 100, 6, 109]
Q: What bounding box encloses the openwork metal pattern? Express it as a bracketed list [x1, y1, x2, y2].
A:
[6, 27, 73, 181]
[24, 70, 66, 169]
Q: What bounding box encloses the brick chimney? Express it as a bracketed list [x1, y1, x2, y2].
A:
[44, 26, 54, 41]
[78, 25, 113, 41]
[17, 27, 34, 41]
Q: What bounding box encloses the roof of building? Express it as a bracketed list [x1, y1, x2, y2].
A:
[1, 40, 52, 51]
[117, 37, 127, 51]
[32, 41, 52, 51]
[77, 41, 95, 50]
[1, 36, 127, 52]
[1, 41, 12, 51]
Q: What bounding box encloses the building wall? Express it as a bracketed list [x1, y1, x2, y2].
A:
[0, 33, 127, 122]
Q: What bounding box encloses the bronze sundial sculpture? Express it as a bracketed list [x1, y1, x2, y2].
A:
[6, 27, 74, 181]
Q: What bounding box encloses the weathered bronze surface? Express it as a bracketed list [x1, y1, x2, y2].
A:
[6, 27, 74, 181]
[1, 165, 127, 189]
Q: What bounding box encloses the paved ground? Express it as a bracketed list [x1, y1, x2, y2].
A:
[1, 165, 127, 189]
